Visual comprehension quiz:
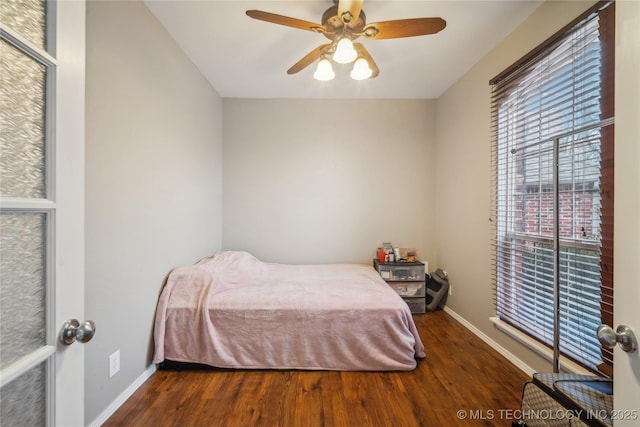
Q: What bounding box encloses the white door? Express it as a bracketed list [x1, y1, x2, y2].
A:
[614, 1, 640, 425]
[0, 1, 86, 426]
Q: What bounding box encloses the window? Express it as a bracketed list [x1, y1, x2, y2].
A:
[490, 1, 614, 376]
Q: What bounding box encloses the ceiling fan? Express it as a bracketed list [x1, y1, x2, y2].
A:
[246, 0, 446, 81]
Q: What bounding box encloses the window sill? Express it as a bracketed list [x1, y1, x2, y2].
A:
[489, 316, 593, 375]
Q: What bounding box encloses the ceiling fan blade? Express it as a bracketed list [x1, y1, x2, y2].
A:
[246, 10, 326, 34]
[363, 17, 446, 40]
[337, 0, 364, 26]
[353, 43, 379, 78]
[287, 44, 332, 75]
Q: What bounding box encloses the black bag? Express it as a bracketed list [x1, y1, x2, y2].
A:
[425, 268, 449, 311]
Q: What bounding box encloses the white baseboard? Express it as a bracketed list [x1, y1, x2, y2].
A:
[88, 364, 157, 427]
[443, 306, 536, 376]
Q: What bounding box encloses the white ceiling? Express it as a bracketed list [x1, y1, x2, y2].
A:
[145, 1, 542, 99]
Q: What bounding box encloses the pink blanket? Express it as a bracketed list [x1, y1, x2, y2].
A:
[153, 251, 425, 371]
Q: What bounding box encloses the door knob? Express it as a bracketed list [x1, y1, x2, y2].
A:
[597, 324, 637, 353]
[60, 319, 96, 345]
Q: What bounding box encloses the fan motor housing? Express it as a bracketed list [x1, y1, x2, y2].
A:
[321, 5, 366, 40]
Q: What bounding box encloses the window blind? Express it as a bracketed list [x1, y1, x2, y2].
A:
[490, 1, 614, 376]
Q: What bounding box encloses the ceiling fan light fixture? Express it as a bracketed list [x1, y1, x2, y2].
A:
[350, 57, 372, 80]
[313, 57, 335, 81]
[246, 4, 446, 81]
[332, 37, 357, 64]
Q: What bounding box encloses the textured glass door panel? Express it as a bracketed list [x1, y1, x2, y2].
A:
[1, 0, 55, 424]
[0, 212, 46, 369]
[0, 362, 46, 426]
[0, 0, 46, 49]
[0, 39, 47, 199]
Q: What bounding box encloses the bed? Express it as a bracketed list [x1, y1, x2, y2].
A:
[153, 251, 425, 371]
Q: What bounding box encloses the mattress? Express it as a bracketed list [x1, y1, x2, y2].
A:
[153, 251, 425, 371]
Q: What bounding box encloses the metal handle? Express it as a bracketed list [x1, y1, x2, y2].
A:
[597, 324, 637, 353]
[60, 319, 96, 345]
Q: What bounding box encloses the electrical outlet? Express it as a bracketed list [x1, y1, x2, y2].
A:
[109, 350, 120, 378]
[448, 285, 452, 296]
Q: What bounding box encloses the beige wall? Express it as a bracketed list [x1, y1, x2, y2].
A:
[435, 0, 598, 372]
[222, 99, 437, 266]
[85, 1, 223, 423]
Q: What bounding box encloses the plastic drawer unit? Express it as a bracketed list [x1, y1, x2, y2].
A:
[374, 260, 426, 314]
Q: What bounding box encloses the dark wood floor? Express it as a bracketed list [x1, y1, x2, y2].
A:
[103, 310, 529, 426]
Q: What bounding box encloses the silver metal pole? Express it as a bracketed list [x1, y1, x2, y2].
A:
[553, 137, 561, 373]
